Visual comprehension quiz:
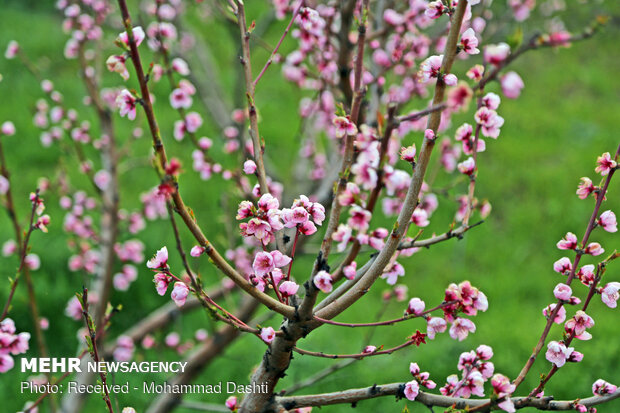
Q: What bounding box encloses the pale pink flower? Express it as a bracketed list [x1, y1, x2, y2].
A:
[243, 160, 257, 174]
[146, 246, 168, 269]
[116, 89, 137, 120]
[491, 374, 516, 412]
[595, 152, 617, 176]
[170, 88, 192, 109]
[584, 242, 604, 256]
[419, 55, 443, 83]
[383, 9, 405, 25]
[225, 395, 238, 411]
[460, 28, 479, 54]
[553, 283, 572, 301]
[484, 43, 510, 66]
[458, 157, 476, 175]
[598, 210, 617, 232]
[190, 245, 205, 257]
[153, 273, 171, 296]
[449, 318, 476, 341]
[553, 257, 572, 274]
[165, 332, 180, 347]
[426, 317, 447, 339]
[481, 93, 501, 110]
[576, 177, 595, 199]
[546, 340, 573, 367]
[477, 344, 494, 361]
[279, 281, 299, 297]
[362, 345, 377, 354]
[333, 116, 357, 138]
[260, 327, 276, 344]
[601, 282, 620, 308]
[407, 298, 425, 316]
[171, 282, 189, 306]
[543, 303, 566, 324]
[171, 58, 190, 75]
[400, 145, 416, 162]
[0, 176, 10, 195]
[403, 380, 419, 400]
[424, 129, 436, 141]
[564, 310, 594, 338]
[500, 71, 524, 99]
[592, 379, 618, 396]
[466, 64, 484, 81]
[1, 121, 16, 136]
[411, 208, 429, 227]
[343, 262, 357, 280]
[118, 26, 145, 47]
[5, 40, 19, 59]
[425, 1, 445, 19]
[314, 270, 333, 293]
[253, 251, 275, 277]
[444, 73, 458, 86]
[25, 254, 40, 270]
[106, 55, 129, 80]
[557, 232, 578, 250]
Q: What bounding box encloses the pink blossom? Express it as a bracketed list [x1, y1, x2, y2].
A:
[118, 26, 145, 47]
[477, 344, 494, 361]
[411, 208, 429, 227]
[0, 175, 9, 195]
[481, 93, 501, 110]
[501, 71, 525, 99]
[190, 245, 205, 257]
[116, 89, 137, 120]
[171, 282, 189, 306]
[383, 9, 405, 26]
[466, 64, 484, 81]
[154, 273, 171, 296]
[253, 251, 275, 277]
[491, 374, 516, 412]
[403, 380, 419, 401]
[484, 43, 510, 66]
[545, 340, 573, 367]
[400, 145, 416, 162]
[460, 28, 480, 55]
[348, 206, 371, 231]
[595, 152, 617, 176]
[556, 232, 577, 250]
[225, 395, 238, 411]
[362, 345, 377, 354]
[406, 298, 425, 316]
[260, 327, 276, 344]
[165, 332, 180, 347]
[424, 129, 436, 141]
[113, 336, 135, 362]
[458, 157, 476, 175]
[147, 246, 168, 269]
[584, 242, 604, 256]
[592, 379, 617, 396]
[598, 210, 617, 232]
[25, 254, 40, 270]
[419, 55, 443, 82]
[543, 303, 566, 324]
[243, 160, 257, 174]
[576, 177, 595, 199]
[170, 88, 192, 109]
[601, 282, 620, 308]
[553, 283, 572, 301]
[343, 262, 357, 280]
[444, 73, 458, 86]
[279, 281, 299, 297]
[171, 58, 190, 75]
[314, 270, 333, 293]
[1, 121, 16, 136]
[106, 55, 129, 80]
[449, 318, 476, 341]
[332, 116, 357, 139]
[553, 257, 572, 274]
[0, 354, 14, 373]
[5, 40, 19, 59]
[425, 1, 445, 19]
[565, 310, 594, 338]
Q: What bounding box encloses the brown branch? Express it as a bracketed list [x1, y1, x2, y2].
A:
[512, 144, 619, 390]
[275, 385, 620, 411]
[314, 0, 469, 322]
[116, 0, 295, 319]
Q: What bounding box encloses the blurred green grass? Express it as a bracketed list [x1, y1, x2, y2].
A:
[0, 1, 619, 412]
